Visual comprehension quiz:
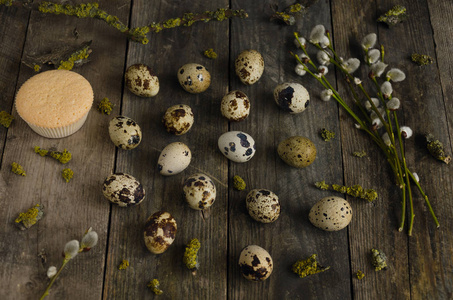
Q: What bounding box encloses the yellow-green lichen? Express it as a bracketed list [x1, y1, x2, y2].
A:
[11, 162, 26, 176]
[183, 238, 200, 273]
[0, 111, 14, 128]
[356, 270, 365, 279]
[203, 48, 217, 59]
[353, 150, 367, 158]
[377, 5, 407, 26]
[288, 3, 303, 13]
[371, 248, 388, 271]
[15, 204, 44, 230]
[320, 128, 335, 142]
[411, 53, 434, 66]
[0, 0, 13, 6]
[34, 146, 72, 164]
[62, 168, 74, 183]
[292, 254, 330, 278]
[426, 134, 451, 164]
[147, 279, 163, 295]
[315, 181, 378, 202]
[97, 97, 114, 115]
[57, 45, 91, 70]
[233, 175, 246, 191]
[314, 180, 329, 191]
[34, 64, 41, 72]
[118, 259, 129, 270]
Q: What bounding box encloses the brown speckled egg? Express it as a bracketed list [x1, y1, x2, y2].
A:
[277, 136, 316, 168]
[183, 173, 216, 210]
[309, 196, 352, 231]
[273, 82, 310, 114]
[144, 211, 177, 254]
[125, 64, 159, 97]
[108, 116, 142, 150]
[158, 142, 191, 176]
[239, 245, 273, 281]
[220, 90, 250, 121]
[162, 104, 194, 135]
[235, 50, 264, 85]
[177, 63, 211, 93]
[246, 189, 280, 223]
[102, 173, 145, 207]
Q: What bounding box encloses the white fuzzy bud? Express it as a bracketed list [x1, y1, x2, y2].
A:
[354, 77, 362, 85]
[64, 240, 80, 260]
[381, 81, 393, 97]
[372, 118, 383, 129]
[382, 132, 391, 146]
[309, 25, 326, 44]
[361, 33, 377, 50]
[342, 58, 360, 74]
[387, 97, 401, 110]
[370, 108, 385, 121]
[365, 97, 380, 111]
[295, 64, 306, 76]
[294, 37, 306, 48]
[400, 126, 413, 139]
[367, 49, 381, 64]
[321, 89, 333, 101]
[317, 50, 330, 65]
[386, 68, 406, 82]
[354, 123, 361, 129]
[81, 229, 98, 250]
[318, 65, 328, 75]
[371, 62, 388, 77]
[47, 266, 57, 278]
[412, 172, 420, 183]
[319, 35, 330, 48]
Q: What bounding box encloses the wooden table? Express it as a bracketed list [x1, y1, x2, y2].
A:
[1, 1, 452, 299]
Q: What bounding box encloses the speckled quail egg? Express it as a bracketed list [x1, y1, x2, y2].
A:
[177, 63, 211, 94]
[221, 90, 250, 121]
[239, 245, 273, 281]
[108, 116, 142, 150]
[273, 82, 310, 114]
[235, 50, 264, 85]
[277, 136, 316, 168]
[246, 189, 280, 223]
[102, 173, 145, 207]
[144, 211, 177, 254]
[158, 142, 191, 176]
[218, 131, 256, 163]
[124, 64, 159, 97]
[309, 196, 352, 231]
[183, 173, 216, 210]
[162, 104, 194, 135]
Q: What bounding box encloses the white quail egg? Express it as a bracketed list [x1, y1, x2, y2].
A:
[239, 245, 273, 281]
[144, 211, 177, 254]
[162, 104, 194, 135]
[124, 64, 159, 97]
[183, 173, 216, 210]
[220, 90, 250, 121]
[102, 173, 145, 207]
[218, 131, 256, 163]
[246, 189, 280, 223]
[177, 63, 211, 94]
[273, 82, 310, 113]
[235, 50, 264, 85]
[158, 142, 191, 176]
[108, 116, 142, 150]
[309, 196, 352, 231]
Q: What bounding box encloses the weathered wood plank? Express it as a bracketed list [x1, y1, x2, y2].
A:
[0, 1, 130, 299]
[228, 1, 350, 299]
[102, 0, 229, 299]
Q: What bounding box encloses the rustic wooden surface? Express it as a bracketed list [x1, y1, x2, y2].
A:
[0, 0, 452, 299]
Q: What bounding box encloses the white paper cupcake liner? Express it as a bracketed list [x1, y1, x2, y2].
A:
[23, 112, 89, 138]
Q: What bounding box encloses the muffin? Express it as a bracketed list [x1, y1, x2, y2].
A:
[15, 70, 94, 138]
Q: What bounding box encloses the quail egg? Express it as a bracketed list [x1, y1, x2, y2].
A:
[309, 196, 352, 231]
[162, 104, 194, 135]
[218, 131, 256, 163]
[108, 116, 142, 150]
[239, 245, 273, 281]
[273, 82, 310, 113]
[235, 50, 264, 85]
[102, 173, 145, 207]
[220, 90, 250, 121]
[277, 136, 316, 168]
[177, 63, 211, 94]
[124, 64, 159, 97]
[246, 189, 280, 223]
[183, 173, 216, 210]
[158, 142, 191, 176]
[144, 211, 177, 254]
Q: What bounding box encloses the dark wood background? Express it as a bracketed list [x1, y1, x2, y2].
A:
[0, 0, 452, 299]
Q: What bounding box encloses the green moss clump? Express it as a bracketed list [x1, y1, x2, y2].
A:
[377, 5, 407, 26]
[183, 238, 201, 273]
[62, 168, 74, 183]
[118, 260, 129, 270]
[15, 204, 44, 230]
[97, 97, 114, 115]
[233, 175, 246, 191]
[426, 134, 451, 164]
[0, 111, 14, 128]
[371, 248, 388, 271]
[11, 162, 26, 176]
[292, 254, 330, 278]
[320, 128, 335, 142]
[35, 146, 72, 164]
[203, 48, 217, 59]
[411, 53, 434, 66]
[356, 270, 365, 279]
[147, 279, 163, 295]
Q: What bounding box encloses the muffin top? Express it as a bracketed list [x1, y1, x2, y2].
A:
[15, 70, 94, 128]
